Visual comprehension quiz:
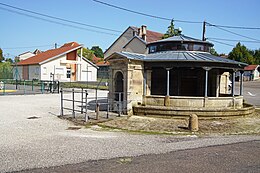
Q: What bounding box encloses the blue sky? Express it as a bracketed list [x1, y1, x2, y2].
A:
[0, 0, 260, 59]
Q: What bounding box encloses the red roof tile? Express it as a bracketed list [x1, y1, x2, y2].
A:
[96, 61, 110, 66]
[92, 55, 102, 64]
[17, 42, 81, 65]
[244, 65, 258, 71]
[131, 26, 163, 43]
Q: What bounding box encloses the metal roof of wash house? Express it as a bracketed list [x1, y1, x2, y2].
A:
[110, 51, 247, 68]
[148, 35, 214, 46]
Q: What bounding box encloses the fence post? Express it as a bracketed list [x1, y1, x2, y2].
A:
[23, 80, 26, 95]
[96, 103, 100, 120]
[32, 80, 34, 91]
[3, 80, 6, 95]
[118, 92, 122, 117]
[72, 88, 75, 118]
[60, 88, 63, 116]
[41, 81, 44, 94]
[106, 98, 109, 119]
[81, 88, 83, 114]
[57, 81, 60, 94]
[85, 90, 88, 122]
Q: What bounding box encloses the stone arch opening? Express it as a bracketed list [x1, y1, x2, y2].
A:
[114, 71, 124, 101]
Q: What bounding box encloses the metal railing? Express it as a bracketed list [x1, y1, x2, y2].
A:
[60, 88, 127, 122]
[0, 79, 59, 95]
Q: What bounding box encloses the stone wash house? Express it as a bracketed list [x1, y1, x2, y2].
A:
[16, 42, 98, 82]
[106, 35, 254, 117]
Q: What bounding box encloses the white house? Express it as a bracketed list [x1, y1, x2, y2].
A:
[244, 65, 260, 81]
[16, 42, 98, 82]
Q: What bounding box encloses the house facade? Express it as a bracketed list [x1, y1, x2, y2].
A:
[16, 42, 98, 82]
[244, 65, 259, 81]
[104, 25, 163, 58]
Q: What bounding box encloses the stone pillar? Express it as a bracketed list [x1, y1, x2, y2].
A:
[240, 71, 244, 96]
[146, 70, 152, 95]
[189, 114, 199, 132]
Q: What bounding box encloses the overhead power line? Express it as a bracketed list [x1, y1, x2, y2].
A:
[207, 23, 260, 30]
[2, 44, 53, 50]
[207, 22, 260, 42]
[207, 37, 260, 43]
[0, 2, 121, 34]
[207, 39, 234, 47]
[93, 0, 202, 24]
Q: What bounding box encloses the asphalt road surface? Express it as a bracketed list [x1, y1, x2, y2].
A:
[16, 140, 260, 173]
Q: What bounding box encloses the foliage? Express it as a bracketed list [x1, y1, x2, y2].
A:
[162, 19, 182, 39]
[5, 58, 13, 63]
[0, 61, 13, 79]
[210, 48, 219, 56]
[0, 48, 4, 62]
[91, 46, 104, 58]
[249, 48, 260, 64]
[77, 47, 95, 61]
[228, 42, 255, 64]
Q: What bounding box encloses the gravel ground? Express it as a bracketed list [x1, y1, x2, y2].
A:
[0, 90, 260, 173]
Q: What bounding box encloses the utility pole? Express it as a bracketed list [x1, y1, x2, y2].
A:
[202, 21, 206, 41]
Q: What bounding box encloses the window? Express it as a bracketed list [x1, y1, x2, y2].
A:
[66, 69, 71, 78]
[35, 67, 39, 75]
[193, 44, 204, 51]
[43, 67, 47, 75]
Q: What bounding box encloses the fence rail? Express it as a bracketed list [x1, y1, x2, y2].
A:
[60, 88, 126, 122]
[0, 79, 59, 95]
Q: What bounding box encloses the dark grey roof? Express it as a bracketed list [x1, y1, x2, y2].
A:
[115, 51, 247, 67]
[148, 34, 214, 46]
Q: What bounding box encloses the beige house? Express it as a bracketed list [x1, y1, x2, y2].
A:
[16, 42, 98, 82]
[104, 25, 163, 58]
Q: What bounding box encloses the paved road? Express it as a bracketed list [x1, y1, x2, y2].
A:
[17, 140, 260, 173]
[235, 80, 260, 107]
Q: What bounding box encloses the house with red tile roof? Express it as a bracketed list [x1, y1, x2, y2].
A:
[16, 42, 98, 82]
[104, 25, 163, 58]
[243, 65, 259, 81]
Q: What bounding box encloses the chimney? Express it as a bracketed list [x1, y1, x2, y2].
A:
[141, 25, 147, 41]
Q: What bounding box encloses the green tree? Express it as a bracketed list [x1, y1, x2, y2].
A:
[210, 48, 219, 56]
[0, 48, 4, 62]
[91, 46, 104, 58]
[228, 42, 255, 64]
[5, 58, 13, 63]
[162, 19, 182, 39]
[77, 47, 95, 61]
[249, 48, 260, 64]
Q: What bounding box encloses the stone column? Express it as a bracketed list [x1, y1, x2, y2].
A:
[240, 71, 244, 96]
[146, 70, 152, 96]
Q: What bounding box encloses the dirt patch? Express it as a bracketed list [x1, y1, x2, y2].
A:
[99, 111, 260, 135]
[60, 109, 260, 135]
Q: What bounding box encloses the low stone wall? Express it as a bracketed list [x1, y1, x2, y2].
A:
[133, 104, 255, 118]
[144, 95, 243, 108]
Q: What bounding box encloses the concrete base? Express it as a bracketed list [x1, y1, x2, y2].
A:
[133, 103, 255, 118]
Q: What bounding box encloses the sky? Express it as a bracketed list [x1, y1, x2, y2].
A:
[0, 0, 260, 59]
